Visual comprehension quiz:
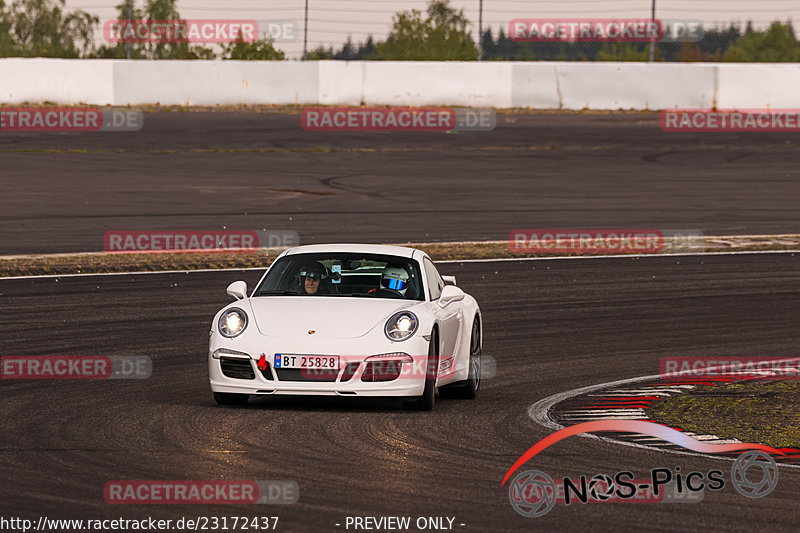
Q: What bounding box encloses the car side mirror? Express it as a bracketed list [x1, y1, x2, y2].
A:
[226, 281, 248, 300]
[442, 275, 457, 286]
[438, 285, 465, 306]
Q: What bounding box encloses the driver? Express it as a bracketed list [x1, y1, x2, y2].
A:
[298, 262, 327, 295]
[379, 264, 410, 296]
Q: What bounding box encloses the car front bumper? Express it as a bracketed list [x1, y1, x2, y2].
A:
[208, 335, 431, 397]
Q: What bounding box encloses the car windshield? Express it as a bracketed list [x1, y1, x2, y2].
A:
[254, 252, 424, 301]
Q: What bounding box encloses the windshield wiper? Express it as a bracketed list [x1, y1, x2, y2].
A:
[257, 290, 300, 296]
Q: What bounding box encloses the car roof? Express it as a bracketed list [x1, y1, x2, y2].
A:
[283, 243, 419, 259]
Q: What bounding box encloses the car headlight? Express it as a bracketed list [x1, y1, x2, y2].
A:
[218, 307, 248, 338]
[384, 311, 418, 342]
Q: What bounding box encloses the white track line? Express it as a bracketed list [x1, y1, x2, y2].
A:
[1, 249, 796, 280]
[527, 366, 800, 469]
[0, 266, 267, 281]
[437, 249, 797, 263]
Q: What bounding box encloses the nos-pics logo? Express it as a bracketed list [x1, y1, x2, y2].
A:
[502, 421, 782, 518]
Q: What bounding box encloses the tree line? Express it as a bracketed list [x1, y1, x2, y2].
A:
[1, 0, 798, 62]
[0, 0, 284, 59]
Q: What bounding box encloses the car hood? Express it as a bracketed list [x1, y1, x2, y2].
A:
[248, 297, 420, 339]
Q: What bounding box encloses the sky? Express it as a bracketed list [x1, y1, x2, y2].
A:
[64, 0, 800, 59]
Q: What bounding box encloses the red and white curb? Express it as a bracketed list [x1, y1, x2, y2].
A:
[528, 371, 800, 467]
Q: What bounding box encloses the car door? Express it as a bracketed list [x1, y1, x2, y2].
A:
[423, 257, 462, 359]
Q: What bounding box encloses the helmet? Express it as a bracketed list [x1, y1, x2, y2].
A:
[299, 262, 327, 281]
[380, 265, 410, 294]
[299, 262, 328, 295]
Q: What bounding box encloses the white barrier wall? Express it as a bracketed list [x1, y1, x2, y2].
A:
[1, 59, 798, 110]
[317, 61, 364, 105]
[510, 63, 560, 108]
[716, 64, 800, 109]
[361, 62, 513, 107]
[112, 61, 319, 106]
[0, 58, 115, 105]
[555, 63, 716, 110]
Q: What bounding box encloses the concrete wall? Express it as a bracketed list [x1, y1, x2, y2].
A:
[0, 58, 115, 105]
[0, 59, 796, 110]
[715, 64, 800, 109]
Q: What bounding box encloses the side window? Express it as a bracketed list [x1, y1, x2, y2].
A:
[423, 258, 444, 300]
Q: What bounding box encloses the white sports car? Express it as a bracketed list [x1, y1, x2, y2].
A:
[208, 244, 482, 410]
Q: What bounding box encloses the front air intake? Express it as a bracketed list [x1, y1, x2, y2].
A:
[220, 357, 255, 380]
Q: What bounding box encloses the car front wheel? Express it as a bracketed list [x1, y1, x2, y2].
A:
[406, 331, 438, 411]
[440, 316, 481, 399]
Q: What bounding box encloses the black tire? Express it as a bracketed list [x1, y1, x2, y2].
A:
[213, 392, 249, 406]
[440, 316, 481, 399]
[406, 331, 438, 411]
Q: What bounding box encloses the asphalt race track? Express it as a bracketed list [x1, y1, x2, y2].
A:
[2, 112, 800, 254]
[3, 111, 800, 532]
[2, 254, 800, 532]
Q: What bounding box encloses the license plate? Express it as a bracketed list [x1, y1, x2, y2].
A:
[274, 354, 339, 370]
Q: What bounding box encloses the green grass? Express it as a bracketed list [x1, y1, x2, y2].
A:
[649, 380, 800, 448]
